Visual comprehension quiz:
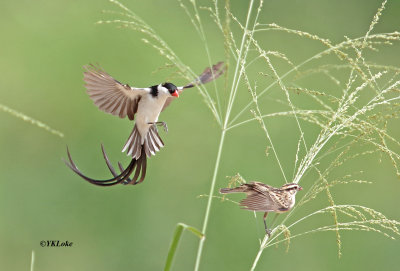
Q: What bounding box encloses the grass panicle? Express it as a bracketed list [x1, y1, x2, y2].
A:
[103, 0, 400, 270]
[0, 103, 64, 138]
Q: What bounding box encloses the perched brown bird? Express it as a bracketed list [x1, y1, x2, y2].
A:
[220, 182, 302, 235]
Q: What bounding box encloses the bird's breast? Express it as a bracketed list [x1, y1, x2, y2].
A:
[287, 195, 296, 210]
[135, 95, 168, 137]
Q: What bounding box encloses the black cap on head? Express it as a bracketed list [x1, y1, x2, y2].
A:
[162, 82, 177, 93]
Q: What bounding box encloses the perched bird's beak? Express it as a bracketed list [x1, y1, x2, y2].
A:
[298, 186, 303, 190]
[172, 90, 179, 97]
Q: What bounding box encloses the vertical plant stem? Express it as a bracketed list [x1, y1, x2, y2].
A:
[194, 129, 226, 271]
[194, 1, 256, 269]
[250, 234, 269, 271]
[225, 0, 255, 118]
[194, 2, 255, 269]
[30, 250, 35, 271]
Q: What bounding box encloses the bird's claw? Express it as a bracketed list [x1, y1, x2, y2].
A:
[148, 121, 168, 133]
[161, 122, 168, 133]
[265, 228, 272, 238]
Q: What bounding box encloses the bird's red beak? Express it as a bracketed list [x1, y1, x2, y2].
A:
[172, 90, 179, 97]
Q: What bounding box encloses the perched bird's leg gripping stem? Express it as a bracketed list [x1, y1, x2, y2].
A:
[148, 121, 168, 133]
[263, 212, 271, 237]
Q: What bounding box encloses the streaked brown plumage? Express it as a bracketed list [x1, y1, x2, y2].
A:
[220, 182, 302, 235]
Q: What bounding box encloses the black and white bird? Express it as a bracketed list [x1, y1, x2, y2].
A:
[65, 62, 225, 186]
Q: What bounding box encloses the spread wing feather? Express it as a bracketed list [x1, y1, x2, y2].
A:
[83, 64, 150, 120]
[161, 61, 225, 111]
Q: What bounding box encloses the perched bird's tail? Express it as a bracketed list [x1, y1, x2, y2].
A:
[220, 185, 249, 194]
[122, 125, 164, 159]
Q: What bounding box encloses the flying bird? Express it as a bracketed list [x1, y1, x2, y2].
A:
[65, 62, 225, 186]
[220, 182, 302, 235]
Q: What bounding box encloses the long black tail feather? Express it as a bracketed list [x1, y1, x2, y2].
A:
[64, 145, 147, 186]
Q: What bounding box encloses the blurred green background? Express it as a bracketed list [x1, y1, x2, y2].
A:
[1, 0, 400, 270]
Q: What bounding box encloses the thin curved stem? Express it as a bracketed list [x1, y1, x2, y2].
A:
[194, 130, 226, 271]
[194, 0, 256, 269]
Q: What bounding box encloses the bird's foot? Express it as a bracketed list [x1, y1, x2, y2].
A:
[148, 121, 168, 133]
[263, 218, 272, 238]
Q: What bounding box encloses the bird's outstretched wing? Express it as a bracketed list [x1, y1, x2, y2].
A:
[162, 61, 226, 111]
[83, 64, 150, 120]
[179, 61, 226, 90]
